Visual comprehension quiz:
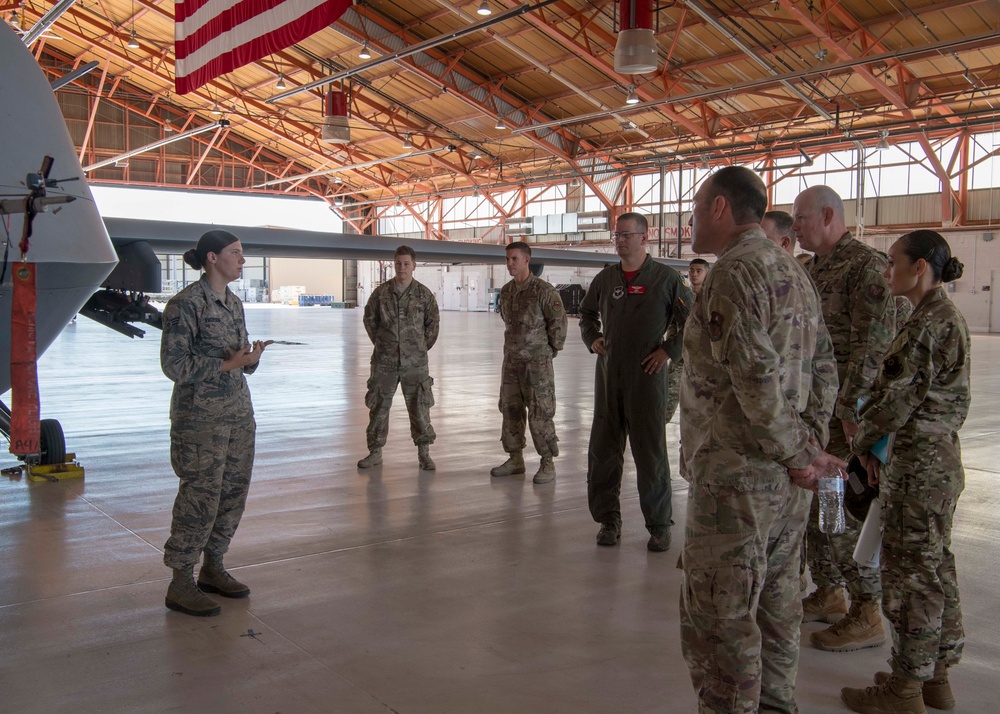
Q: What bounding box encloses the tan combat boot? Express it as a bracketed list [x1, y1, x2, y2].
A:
[841, 673, 926, 714]
[491, 451, 525, 478]
[357, 449, 383, 468]
[801, 585, 849, 623]
[166, 565, 221, 617]
[417, 445, 436, 471]
[198, 553, 250, 598]
[532, 456, 555, 484]
[875, 663, 956, 711]
[923, 663, 956, 711]
[811, 600, 886, 651]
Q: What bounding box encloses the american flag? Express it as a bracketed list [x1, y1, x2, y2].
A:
[175, 0, 352, 94]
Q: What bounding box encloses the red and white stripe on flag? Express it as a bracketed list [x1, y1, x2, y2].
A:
[175, 0, 352, 95]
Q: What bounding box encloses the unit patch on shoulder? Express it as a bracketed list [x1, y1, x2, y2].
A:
[866, 283, 886, 303]
[708, 311, 725, 342]
[612, 285, 625, 300]
[883, 354, 903, 379]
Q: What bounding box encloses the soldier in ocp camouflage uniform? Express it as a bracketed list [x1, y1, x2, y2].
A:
[793, 185, 897, 651]
[491, 242, 568, 484]
[680, 167, 841, 714]
[762, 209, 797, 255]
[358, 245, 440, 470]
[161, 230, 271, 618]
[664, 258, 709, 424]
[841, 230, 969, 714]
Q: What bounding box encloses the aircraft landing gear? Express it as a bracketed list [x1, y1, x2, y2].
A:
[39, 418, 66, 465]
[1, 401, 65, 464]
[0, 401, 83, 480]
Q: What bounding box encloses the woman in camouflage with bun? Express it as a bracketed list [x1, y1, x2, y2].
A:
[842, 230, 970, 714]
[161, 230, 271, 618]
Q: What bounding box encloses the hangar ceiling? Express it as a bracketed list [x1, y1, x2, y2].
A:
[8, 0, 1000, 232]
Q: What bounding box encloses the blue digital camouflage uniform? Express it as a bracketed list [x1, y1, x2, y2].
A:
[579, 254, 691, 535]
[680, 228, 838, 713]
[161, 276, 258, 570]
[805, 232, 897, 604]
[362, 279, 440, 449]
[498, 274, 568, 457]
[853, 286, 970, 682]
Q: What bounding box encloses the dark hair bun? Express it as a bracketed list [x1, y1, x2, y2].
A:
[942, 257, 964, 282]
[183, 248, 203, 270]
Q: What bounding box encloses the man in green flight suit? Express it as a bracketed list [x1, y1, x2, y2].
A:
[579, 211, 691, 552]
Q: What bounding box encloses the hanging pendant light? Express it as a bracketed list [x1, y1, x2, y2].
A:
[615, 0, 658, 74]
[127, 0, 140, 49]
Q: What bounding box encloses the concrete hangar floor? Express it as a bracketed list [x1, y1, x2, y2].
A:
[0, 306, 996, 713]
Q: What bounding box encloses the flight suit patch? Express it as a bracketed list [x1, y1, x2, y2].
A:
[866, 284, 885, 303]
[708, 311, 724, 342]
[883, 354, 903, 379]
[612, 286, 625, 300]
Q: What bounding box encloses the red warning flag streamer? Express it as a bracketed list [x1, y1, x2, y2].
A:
[10, 262, 40, 457]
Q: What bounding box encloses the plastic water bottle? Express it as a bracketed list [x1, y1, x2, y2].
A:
[818, 468, 846, 535]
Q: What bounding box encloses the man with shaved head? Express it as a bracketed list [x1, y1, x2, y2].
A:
[792, 185, 897, 653]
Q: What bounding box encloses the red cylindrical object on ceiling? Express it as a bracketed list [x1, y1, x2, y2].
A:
[325, 90, 347, 118]
[619, 0, 652, 31]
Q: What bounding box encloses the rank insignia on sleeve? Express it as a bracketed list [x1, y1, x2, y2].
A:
[866, 283, 886, 302]
[883, 354, 903, 378]
[612, 285, 625, 300]
[166, 316, 180, 329]
[708, 311, 724, 341]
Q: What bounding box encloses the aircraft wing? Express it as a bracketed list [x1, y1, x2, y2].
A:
[103, 217, 690, 268]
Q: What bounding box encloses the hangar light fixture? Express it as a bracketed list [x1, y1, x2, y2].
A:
[877, 129, 891, 151]
[477, 1, 492, 16]
[615, 0, 658, 74]
[625, 85, 640, 105]
[126, 0, 140, 48]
